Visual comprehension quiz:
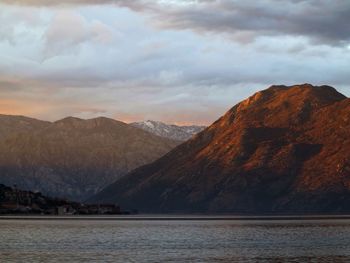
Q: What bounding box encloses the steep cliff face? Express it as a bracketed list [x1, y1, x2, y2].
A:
[91, 84, 350, 214]
[0, 116, 178, 201]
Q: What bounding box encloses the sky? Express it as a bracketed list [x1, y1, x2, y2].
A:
[0, 0, 349, 125]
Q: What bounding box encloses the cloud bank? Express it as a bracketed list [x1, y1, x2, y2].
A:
[2, 0, 350, 46]
[0, 0, 349, 124]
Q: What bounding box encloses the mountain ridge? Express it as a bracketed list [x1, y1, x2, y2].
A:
[90, 84, 350, 214]
[0, 115, 179, 201]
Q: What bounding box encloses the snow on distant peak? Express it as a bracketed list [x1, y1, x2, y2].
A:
[131, 120, 206, 141]
[144, 120, 155, 129]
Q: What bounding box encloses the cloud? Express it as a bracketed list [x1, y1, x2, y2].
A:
[1, 0, 117, 5]
[43, 10, 113, 57]
[2, 0, 350, 46]
[0, 0, 149, 10]
[145, 0, 350, 46]
[0, 6, 45, 45]
[0, 2, 349, 125]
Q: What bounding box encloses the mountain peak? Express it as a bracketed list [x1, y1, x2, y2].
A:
[220, 84, 347, 129]
[55, 116, 83, 124]
[239, 84, 345, 110]
[91, 84, 350, 214]
[0, 114, 179, 201]
[86, 117, 127, 127]
[131, 120, 206, 141]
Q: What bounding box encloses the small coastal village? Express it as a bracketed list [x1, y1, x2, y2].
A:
[0, 184, 126, 215]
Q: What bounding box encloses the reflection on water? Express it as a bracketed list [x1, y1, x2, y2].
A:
[1, 219, 350, 262]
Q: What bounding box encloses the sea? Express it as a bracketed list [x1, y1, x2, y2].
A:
[1, 216, 350, 262]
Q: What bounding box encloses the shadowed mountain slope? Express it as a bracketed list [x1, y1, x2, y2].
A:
[0, 116, 178, 201]
[90, 84, 350, 214]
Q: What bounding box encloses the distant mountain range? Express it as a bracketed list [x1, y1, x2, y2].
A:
[91, 84, 350, 214]
[131, 120, 206, 141]
[0, 116, 179, 201]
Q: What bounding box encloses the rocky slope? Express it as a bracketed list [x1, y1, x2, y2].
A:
[0, 116, 178, 201]
[131, 120, 205, 141]
[0, 115, 50, 139]
[91, 84, 350, 214]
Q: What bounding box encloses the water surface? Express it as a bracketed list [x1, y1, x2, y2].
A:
[1, 217, 350, 262]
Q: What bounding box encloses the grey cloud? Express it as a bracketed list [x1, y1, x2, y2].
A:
[0, 0, 149, 10]
[1, 0, 117, 5]
[2, 0, 349, 46]
[1, 0, 350, 125]
[147, 0, 350, 46]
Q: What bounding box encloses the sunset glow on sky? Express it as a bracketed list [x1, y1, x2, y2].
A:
[0, 0, 349, 125]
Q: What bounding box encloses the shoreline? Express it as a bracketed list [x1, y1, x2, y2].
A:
[2, 214, 350, 221]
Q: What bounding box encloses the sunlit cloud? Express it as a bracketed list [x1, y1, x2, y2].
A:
[0, 1, 349, 125]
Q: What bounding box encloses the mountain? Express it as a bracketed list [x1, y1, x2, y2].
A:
[91, 84, 350, 214]
[0, 115, 50, 139]
[131, 120, 206, 141]
[0, 116, 179, 201]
